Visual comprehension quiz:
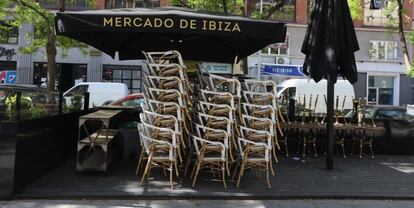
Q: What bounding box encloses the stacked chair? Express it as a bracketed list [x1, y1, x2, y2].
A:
[233, 79, 282, 188]
[137, 50, 284, 189]
[138, 50, 192, 189]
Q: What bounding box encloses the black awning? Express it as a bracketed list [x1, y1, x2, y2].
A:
[55, 7, 286, 63]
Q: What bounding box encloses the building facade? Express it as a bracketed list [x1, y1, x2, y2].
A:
[1, 0, 413, 104]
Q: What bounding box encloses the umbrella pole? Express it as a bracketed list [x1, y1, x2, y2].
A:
[326, 78, 334, 170]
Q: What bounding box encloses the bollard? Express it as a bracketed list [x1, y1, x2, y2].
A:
[84, 92, 90, 110]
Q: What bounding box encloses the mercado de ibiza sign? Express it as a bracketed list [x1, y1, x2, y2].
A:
[102, 17, 241, 32]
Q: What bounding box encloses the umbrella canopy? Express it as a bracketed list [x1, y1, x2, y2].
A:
[55, 7, 286, 63]
[301, 0, 359, 84]
[301, 0, 359, 170]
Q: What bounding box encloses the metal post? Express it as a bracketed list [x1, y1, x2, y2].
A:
[15, 92, 21, 122]
[58, 91, 63, 115]
[257, 0, 264, 80]
[326, 78, 334, 170]
[84, 92, 90, 110]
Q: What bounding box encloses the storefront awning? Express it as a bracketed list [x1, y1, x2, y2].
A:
[261, 64, 305, 77]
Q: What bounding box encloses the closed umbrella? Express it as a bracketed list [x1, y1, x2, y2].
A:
[301, 0, 359, 169]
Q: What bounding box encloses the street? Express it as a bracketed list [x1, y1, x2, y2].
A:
[1, 200, 414, 208]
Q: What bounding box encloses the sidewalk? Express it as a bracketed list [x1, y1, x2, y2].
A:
[1, 199, 414, 208]
[16, 155, 414, 199]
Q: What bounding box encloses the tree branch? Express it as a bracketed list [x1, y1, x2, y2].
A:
[177, 0, 191, 8]
[13, 0, 52, 27]
[263, 2, 285, 20]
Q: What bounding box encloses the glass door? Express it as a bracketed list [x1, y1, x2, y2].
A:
[368, 87, 378, 105]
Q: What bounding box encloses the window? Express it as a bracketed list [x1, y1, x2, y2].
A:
[105, 0, 160, 8]
[368, 76, 394, 105]
[369, 40, 397, 60]
[364, 0, 398, 27]
[261, 34, 289, 55]
[102, 65, 142, 93]
[64, 85, 88, 96]
[0, 21, 18, 44]
[39, 0, 93, 10]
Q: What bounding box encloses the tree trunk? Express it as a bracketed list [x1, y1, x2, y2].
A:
[396, 0, 411, 73]
[58, 0, 65, 12]
[46, 32, 57, 93]
[223, 0, 228, 14]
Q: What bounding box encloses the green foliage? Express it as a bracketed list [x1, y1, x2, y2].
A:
[4, 93, 32, 121]
[348, 0, 362, 21]
[63, 95, 83, 113]
[0, 0, 89, 56]
[170, 0, 244, 15]
[28, 104, 46, 119]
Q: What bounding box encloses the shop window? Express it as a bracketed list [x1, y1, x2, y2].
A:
[368, 75, 394, 105]
[102, 65, 142, 94]
[364, 0, 398, 27]
[33, 62, 87, 89]
[369, 40, 397, 60]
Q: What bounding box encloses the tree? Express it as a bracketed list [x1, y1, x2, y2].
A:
[0, 0, 89, 92]
[170, 0, 285, 19]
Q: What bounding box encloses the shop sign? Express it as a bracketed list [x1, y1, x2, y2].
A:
[0, 46, 16, 61]
[201, 62, 232, 74]
[261, 64, 305, 77]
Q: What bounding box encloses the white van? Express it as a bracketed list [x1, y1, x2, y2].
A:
[277, 79, 355, 114]
[64, 82, 129, 107]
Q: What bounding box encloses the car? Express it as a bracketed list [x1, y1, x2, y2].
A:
[346, 105, 414, 154]
[109, 93, 144, 107]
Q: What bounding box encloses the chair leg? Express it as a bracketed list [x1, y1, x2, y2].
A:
[222, 162, 227, 189]
[302, 137, 307, 157]
[192, 161, 201, 187]
[272, 148, 278, 163]
[284, 139, 289, 157]
[266, 162, 271, 189]
[313, 138, 318, 157]
[135, 151, 145, 176]
[184, 144, 194, 176]
[169, 163, 174, 189]
[370, 142, 375, 159]
[175, 160, 179, 176]
[232, 160, 240, 180]
[341, 142, 346, 158]
[140, 157, 152, 186]
[236, 161, 246, 188]
[270, 159, 275, 176]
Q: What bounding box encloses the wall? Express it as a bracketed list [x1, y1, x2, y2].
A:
[400, 74, 414, 105]
[353, 72, 367, 99]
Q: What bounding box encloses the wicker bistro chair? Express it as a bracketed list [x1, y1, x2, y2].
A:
[199, 90, 235, 109]
[242, 79, 277, 96]
[139, 113, 184, 164]
[142, 50, 185, 68]
[240, 114, 280, 162]
[208, 74, 241, 98]
[234, 128, 273, 189]
[197, 112, 235, 161]
[143, 98, 190, 138]
[191, 135, 228, 188]
[237, 126, 275, 175]
[145, 87, 191, 121]
[137, 122, 179, 189]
